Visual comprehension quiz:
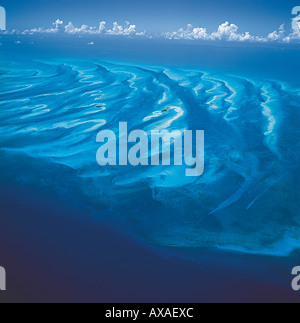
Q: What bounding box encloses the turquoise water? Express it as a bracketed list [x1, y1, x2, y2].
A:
[1, 41, 300, 257]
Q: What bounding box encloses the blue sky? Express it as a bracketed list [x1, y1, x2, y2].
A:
[1, 0, 298, 35]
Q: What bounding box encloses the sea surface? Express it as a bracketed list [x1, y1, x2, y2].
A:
[0, 35, 299, 301]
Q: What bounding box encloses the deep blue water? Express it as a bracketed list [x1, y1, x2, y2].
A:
[0, 35, 300, 301]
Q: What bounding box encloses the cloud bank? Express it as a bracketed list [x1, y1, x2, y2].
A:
[4, 19, 300, 43]
[15, 19, 146, 37]
[164, 22, 300, 43]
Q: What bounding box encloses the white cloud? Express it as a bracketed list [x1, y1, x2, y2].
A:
[98, 21, 106, 34]
[164, 24, 208, 40]
[63, 21, 106, 35]
[211, 22, 240, 40]
[164, 22, 262, 42]
[106, 22, 139, 36]
[64, 22, 96, 34]
[53, 19, 64, 31]
[4, 19, 300, 43]
[163, 21, 300, 43]
[283, 19, 300, 43]
[268, 24, 285, 41]
[16, 19, 145, 37]
[21, 19, 65, 35]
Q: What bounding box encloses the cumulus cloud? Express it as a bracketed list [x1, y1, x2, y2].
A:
[63, 21, 107, 35]
[98, 21, 107, 34]
[15, 19, 145, 37]
[283, 19, 300, 43]
[268, 24, 285, 41]
[283, 31, 300, 43]
[107, 22, 136, 35]
[163, 21, 300, 43]
[164, 22, 264, 42]
[3, 19, 300, 43]
[210, 22, 257, 41]
[20, 19, 65, 35]
[53, 19, 64, 32]
[164, 24, 208, 40]
[267, 23, 300, 43]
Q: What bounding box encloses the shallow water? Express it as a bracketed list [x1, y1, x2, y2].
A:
[1, 41, 300, 257]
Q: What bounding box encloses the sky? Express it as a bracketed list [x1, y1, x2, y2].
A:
[1, 0, 298, 35]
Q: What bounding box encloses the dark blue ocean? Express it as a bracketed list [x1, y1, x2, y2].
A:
[0, 35, 300, 302]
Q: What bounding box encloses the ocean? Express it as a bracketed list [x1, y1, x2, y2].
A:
[0, 35, 300, 302]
